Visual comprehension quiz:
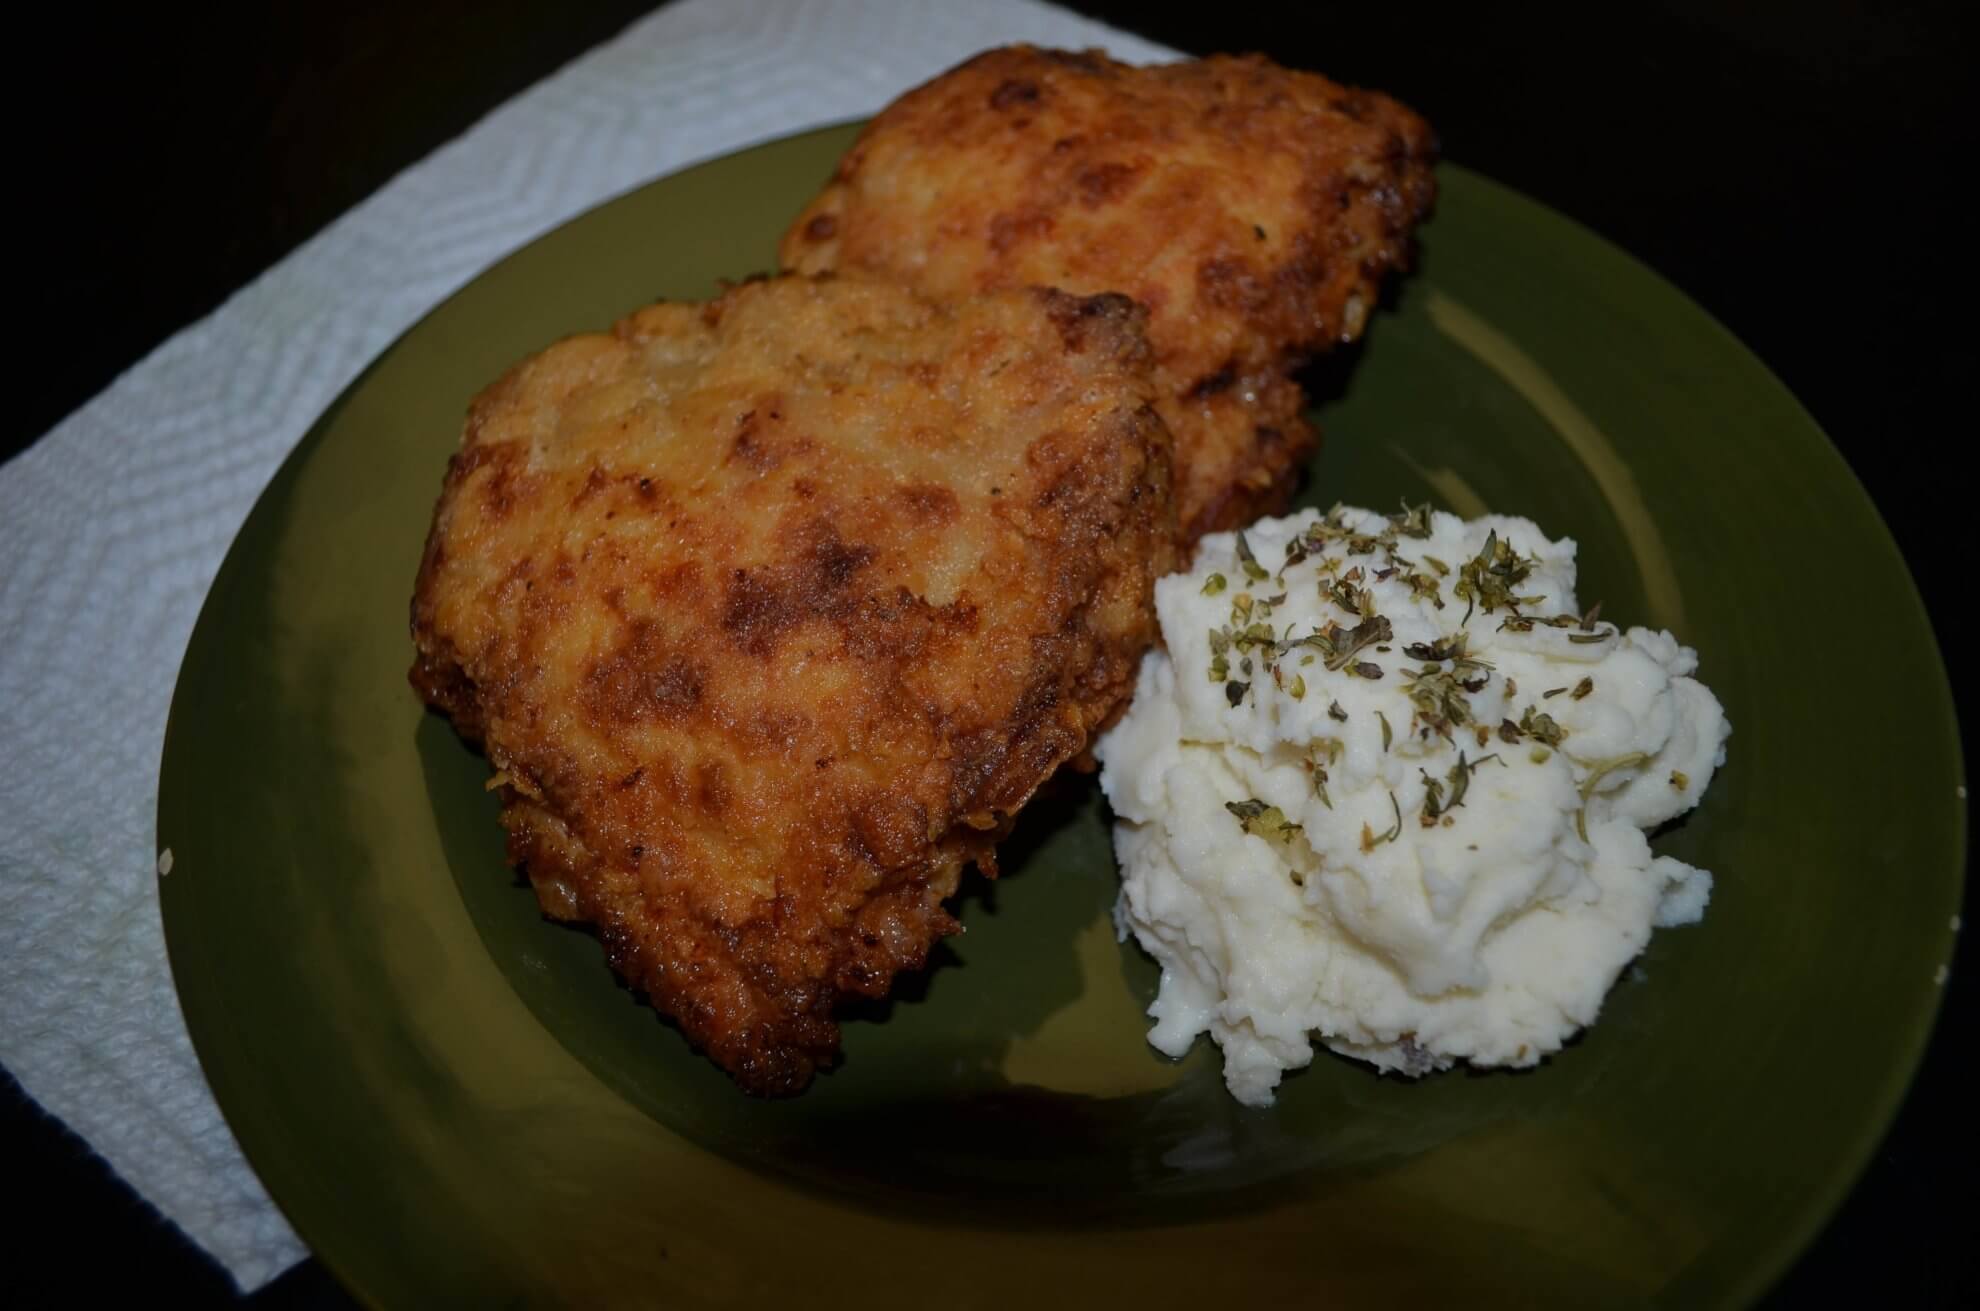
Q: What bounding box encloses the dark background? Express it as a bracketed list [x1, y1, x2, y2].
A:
[8, 0, 1969, 1304]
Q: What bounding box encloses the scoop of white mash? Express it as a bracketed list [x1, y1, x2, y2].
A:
[1095, 505, 1730, 1106]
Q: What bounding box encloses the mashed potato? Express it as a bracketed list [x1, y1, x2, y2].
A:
[1095, 505, 1730, 1105]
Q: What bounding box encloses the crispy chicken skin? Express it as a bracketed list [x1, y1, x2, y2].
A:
[781, 46, 1436, 543]
[409, 276, 1173, 1093]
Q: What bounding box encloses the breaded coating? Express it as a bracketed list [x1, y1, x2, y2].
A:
[782, 46, 1436, 543]
[410, 276, 1174, 1093]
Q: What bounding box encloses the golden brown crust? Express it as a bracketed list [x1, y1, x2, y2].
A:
[780, 45, 1435, 542]
[409, 276, 1173, 1093]
[1169, 369, 1318, 541]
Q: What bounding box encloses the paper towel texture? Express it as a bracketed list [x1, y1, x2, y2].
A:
[0, 0, 1168, 1289]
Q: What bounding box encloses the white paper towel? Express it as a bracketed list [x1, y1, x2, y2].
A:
[0, 0, 1172, 1290]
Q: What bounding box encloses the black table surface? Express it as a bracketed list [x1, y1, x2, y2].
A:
[10, 1, 1970, 1304]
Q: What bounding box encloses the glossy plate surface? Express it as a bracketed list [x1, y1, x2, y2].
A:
[159, 124, 1965, 1308]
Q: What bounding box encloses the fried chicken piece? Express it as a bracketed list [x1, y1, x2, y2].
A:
[410, 276, 1173, 1093]
[781, 46, 1436, 543]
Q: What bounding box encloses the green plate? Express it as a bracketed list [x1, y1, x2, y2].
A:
[159, 124, 1964, 1308]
